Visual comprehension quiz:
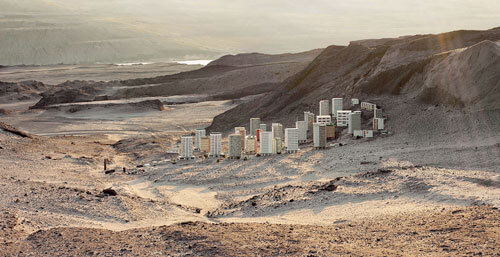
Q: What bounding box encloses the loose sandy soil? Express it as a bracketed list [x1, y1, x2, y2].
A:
[1, 58, 499, 255]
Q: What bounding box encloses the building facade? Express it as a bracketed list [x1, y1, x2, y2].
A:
[326, 124, 336, 139]
[316, 115, 332, 124]
[336, 110, 352, 127]
[180, 136, 194, 159]
[209, 133, 222, 157]
[259, 123, 267, 131]
[259, 131, 273, 155]
[348, 111, 362, 134]
[235, 127, 246, 151]
[361, 102, 377, 110]
[250, 118, 261, 136]
[304, 111, 315, 132]
[332, 98, 343, 117]
[319, 100, 330, 116]
[313, 123, 327, 148]
[228, 134, 242, 158]
[245, 136, 256, 154]
[374, 108, 383, 118]
[285, 128, 299, 152]
[373, 118, 385, 130]
[194, 129, 206, 150]
[272, 123, 283, 140]
[295, 120, 307, 142]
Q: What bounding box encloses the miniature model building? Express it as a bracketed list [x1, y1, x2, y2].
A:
[250, 118, 261, 136]
[285, 128, 299, 152]
[194, 129, 206, 150]
[332, 98, 343, 117]
[228, 134, 242, 158]
[313, 123, 327, 148]
[209, 133, 222, 157]
[259, 131, 273, 155]
[319, 100, 330, 116]
[348, 111, 361, 134]
[336, 110, 352, 127]
[295, 120, 307, 142]
[180, 135, 194, 159]
[272, 123, 283, 140]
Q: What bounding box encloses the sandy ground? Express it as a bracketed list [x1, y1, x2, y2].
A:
[1, 75, 499, 256]
[0, 96, 239, 141]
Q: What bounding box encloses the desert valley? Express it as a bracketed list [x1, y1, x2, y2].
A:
[1, 26, 500, 256]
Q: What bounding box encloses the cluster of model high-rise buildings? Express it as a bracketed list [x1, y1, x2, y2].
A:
[179, 98, 385, 160]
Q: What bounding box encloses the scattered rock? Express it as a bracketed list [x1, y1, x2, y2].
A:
[102, 188, 118, 196]
[104, 169, 115, 175]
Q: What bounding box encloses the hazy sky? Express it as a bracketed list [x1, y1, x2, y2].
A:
[2, 0, 500, 54]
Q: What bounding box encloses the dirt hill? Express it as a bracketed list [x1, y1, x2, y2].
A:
[29, 49, 322, 109]
[207, 27, 500, 132]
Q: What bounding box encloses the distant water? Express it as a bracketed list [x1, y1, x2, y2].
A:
[114, 60, 212, 66]
[176, 60, 213, 66]
[114, 62, 154, 66]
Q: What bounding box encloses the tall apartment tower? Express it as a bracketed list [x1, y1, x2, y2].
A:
[313, 123, 327, 148]
[180, 136, 194, 159]
[209, 133, 222, 157]
[295, 120, 307, 142]
[250, 118, 261, 136]
[348, 111, 362, 134]
[259, 131, 273, 155]
[259, 123, 267, 131]
[332, 98, 343, 118]
[272, 123, 283, 140]
[304, 112, 315, 132]
[285, 128, 299, 152]
[336, 110, 352, 127]
[374, 108, 383, 118]
[234, 127, 246, 151]
[228, 134, 242, 158]
[194, 129, 206, 150]
[319, 100, 330, 116]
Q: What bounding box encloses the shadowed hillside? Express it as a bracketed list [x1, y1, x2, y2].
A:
[207, 27, 500, 133]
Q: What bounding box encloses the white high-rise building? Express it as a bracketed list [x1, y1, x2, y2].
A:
[348, 111, 362, 134]
[285, 128, 299, 152]
[295, 120, 307, 142]
[336, 110, 352, 127]
[259, 123, 267, 131]
[180, 136, 194, 159]
[272, 123, 283, 140]
[194, 129, 206, 150]
[313, 123, 327, 148]
[209, 133, 222, 157]
[304, 112, 314, 132]
[319, 100, 330, 116]
[332, 98, 343, 118]
[260, 131, 273, 155]
[228, 134, 242, 158]
[316, 115, 332, 124]
[250, 118, 261, 136]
